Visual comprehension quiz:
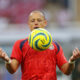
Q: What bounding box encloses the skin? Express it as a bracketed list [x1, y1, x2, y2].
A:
[61, 48, 80, 75]
[0, 11, 80, 75]
[28, 11, 47, 31]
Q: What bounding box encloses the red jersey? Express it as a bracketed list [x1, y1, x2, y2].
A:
[11, 38, 68, 80]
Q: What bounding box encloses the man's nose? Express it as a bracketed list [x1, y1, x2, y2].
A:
[35, 23, 38, 25]
[35, 20, 38, 25]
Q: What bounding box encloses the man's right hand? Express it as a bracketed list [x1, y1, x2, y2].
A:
[0, 48, 19, 74]
[0, 48, 10, 62]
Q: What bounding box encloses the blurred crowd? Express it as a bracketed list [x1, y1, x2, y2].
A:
[0, 0, 71, 26]
[0, 0, 46, 24]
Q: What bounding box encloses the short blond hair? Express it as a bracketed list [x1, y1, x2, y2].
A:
[29, 10, 46, 19]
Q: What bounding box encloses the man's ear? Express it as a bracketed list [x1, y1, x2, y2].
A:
[44, 20, 47, 27]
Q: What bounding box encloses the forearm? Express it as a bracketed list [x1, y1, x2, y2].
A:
[61, 61, 75, 75]
[5, 60, 15, 74]
[5, 59, 19, 74]
[0, 49, 19, 74]
[61, 48, 80, 75]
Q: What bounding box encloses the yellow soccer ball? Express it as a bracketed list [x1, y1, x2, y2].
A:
[28, 28, 52, 51]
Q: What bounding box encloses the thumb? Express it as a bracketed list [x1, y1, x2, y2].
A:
[69, 56, 74, 62]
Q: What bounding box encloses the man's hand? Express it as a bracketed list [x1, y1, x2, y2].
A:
[0, 48, 19, 74]
[61, 48, 80, 75]
[69, 48, 80, 62]
[0, 48, 10, 62]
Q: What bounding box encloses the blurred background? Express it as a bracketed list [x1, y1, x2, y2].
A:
[0, 0, 80, 80]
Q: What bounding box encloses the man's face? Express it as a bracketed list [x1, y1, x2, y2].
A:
[28, 12, 47, 31]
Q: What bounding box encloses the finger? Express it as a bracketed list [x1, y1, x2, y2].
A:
[70, 56, 74, 61]
[70, 55, 77, 61]
[73, 50, 77, 57]
[0, 48, 4, 56]
[73, 49, 79, 57]
[78, 52, 80, 57]
[1, 52, 5, 58]
[73, 49, 78, 54]
[72, 49, 80, 60]
[0, 48, 2, 53]
[0, 49, 2, 57]
[75, 48, 79, 53]
[5, 56, 10, 62]
[2, 52, 9, 61]
[72, 51, 78, 60]
[74, 48, 80, 56]
[76, 48, 80, 56]
[1, 52, 6, 60]
[0, 48, 2, 51]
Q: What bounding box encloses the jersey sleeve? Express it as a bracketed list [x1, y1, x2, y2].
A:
[10, 40, 23, 64]
[56, 43, 68, 70]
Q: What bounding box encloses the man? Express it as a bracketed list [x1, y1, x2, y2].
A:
[0, 11, 80, 80]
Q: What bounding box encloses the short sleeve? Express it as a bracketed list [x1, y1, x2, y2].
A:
[56, 44, 68, 70]
[10, 40, 22, 64]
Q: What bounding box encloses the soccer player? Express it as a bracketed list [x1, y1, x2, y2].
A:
[0, 11, 80, 80]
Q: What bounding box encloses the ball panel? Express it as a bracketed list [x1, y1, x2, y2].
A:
[42, 33, 52, 47]
[35, 39, 45, 50]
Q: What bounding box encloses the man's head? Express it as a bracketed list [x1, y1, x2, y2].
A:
[28, 10, 47, 31]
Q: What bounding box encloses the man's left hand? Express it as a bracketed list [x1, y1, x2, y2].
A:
[69, 48, 80, 62]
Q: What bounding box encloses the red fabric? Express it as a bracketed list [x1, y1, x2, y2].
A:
[11, 39, 68, 80]
[11, 39, 23, 64]
[56, 45, 68, 70]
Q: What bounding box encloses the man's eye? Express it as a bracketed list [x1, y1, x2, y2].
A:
[31, 20, 35, 22]
[37, 19, 42, 22]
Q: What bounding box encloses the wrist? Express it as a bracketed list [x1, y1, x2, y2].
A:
[69, 60, 75, 64]
[5, 59, 11, 64]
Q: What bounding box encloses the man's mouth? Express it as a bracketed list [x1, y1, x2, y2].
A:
[34, 27, 39, 29]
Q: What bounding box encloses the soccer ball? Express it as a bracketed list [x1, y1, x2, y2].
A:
[28, 28, 52, 51]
